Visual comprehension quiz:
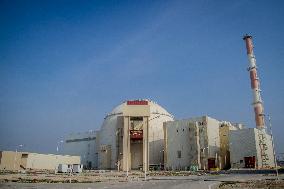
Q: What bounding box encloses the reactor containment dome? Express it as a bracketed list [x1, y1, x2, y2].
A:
[98, 99, 174, 170]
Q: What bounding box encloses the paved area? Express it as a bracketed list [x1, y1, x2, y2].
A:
[0, 174, 283, 189]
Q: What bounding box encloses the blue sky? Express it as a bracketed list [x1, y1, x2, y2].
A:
[1, 0, 284, 155]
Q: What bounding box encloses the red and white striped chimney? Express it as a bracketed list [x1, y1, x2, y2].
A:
[243, 34, 265, 130]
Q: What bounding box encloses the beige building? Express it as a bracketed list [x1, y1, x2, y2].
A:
[164, 116, 221, 170]
[0, 151, 80, 171]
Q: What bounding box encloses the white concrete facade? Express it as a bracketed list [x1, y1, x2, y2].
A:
[63, 131, 99, 169]
[164, 120, 200, 170]
[164, 116, 221, 170]
[229, 128, 275, 169]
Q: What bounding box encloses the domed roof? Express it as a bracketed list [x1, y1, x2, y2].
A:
[104, 99, 174, 119]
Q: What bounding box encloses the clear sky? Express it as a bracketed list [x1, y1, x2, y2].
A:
[1, 0, 284, 155]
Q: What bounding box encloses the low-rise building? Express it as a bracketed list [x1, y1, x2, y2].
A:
[0, 151, 80, 171]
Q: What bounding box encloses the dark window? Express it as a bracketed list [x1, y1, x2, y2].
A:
[177, 129, 178, 133]
[177, 151, 181, 158]
[130, 117, 143, 121]
[240, 160, 244, 163]
[21, 154, 28, 158]
[66, 137, 96, 143]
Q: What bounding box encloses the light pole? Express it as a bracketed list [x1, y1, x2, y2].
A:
[56, 140, 64, 154]
[14, 144, 23, 171]
[55, 140, 64, 173]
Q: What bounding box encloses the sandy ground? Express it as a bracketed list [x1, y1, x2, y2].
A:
[0, 171, 283, 189]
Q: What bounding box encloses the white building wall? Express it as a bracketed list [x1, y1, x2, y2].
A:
[254, 129, 275, 168]
[265, 134, 276, 167]
[164, 120, 201, 170]
[164, 121, 191, 170]
[164, 116, 221, 170]
[229, 128, 275, 169]
[26, 153, 80, 170]
[188, 116, 220, 158]
[148, 110, 174, 165]
[206, 117, 221, 158]
[98, 114, 121, 169]
[229, 128, 257, 168]
[63, 131, 98, 169]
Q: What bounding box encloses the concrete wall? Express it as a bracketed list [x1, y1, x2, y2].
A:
[203, 117, 220, 158]
[254, 130, 275, 168]
[229, 128, 258, 168]
[164, 120, 200, 170]
[26, 153, 80, 170]
[164, 116, 223, 170]
[0, 151, 80, 171]
[229, 128, 275, 169]
[63, 131, 99, 169]
[0, 151, 24, 171]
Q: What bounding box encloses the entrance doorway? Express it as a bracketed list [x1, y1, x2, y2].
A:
[244, 156, 255, 168]
[131, 141, 143, 169]
[208, 158, 216, 169]
[130, 117, 143, 170]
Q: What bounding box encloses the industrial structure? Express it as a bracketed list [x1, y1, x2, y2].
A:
[228, 35, 275, 169]
[99, 100, 174, 171]
[0, 151, 80, 171]
[163, 117, 244, 170]
[63, 99, 174, 171]
[60, 35, 276, 171]
[0, 35, 276, 173]
[229, 128, 274, 168]
[164, 116, 219, 170]
[63, 131, 99, 169]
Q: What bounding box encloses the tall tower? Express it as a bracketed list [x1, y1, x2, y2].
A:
[243, 34, 270, 168]
[243, 34, 266, 130]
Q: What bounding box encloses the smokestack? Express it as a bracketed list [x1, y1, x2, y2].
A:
[243, 34, 265, 130]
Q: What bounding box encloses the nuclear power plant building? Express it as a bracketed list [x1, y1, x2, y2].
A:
[60, 35, 276, 171]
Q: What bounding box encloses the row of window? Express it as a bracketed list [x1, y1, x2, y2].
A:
[175, 127, 204, 133]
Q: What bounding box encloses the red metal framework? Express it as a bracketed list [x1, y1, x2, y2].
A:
[130, 130, 143, 140]
[127, 100, 148, 105]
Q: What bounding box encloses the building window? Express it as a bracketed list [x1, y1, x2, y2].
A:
[177, 129, 178, 133]
[183, 129, 184, 132]
[177, 151, 181, 158]
[240, 160, 243, 163]
[189, 128, 191, 132]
